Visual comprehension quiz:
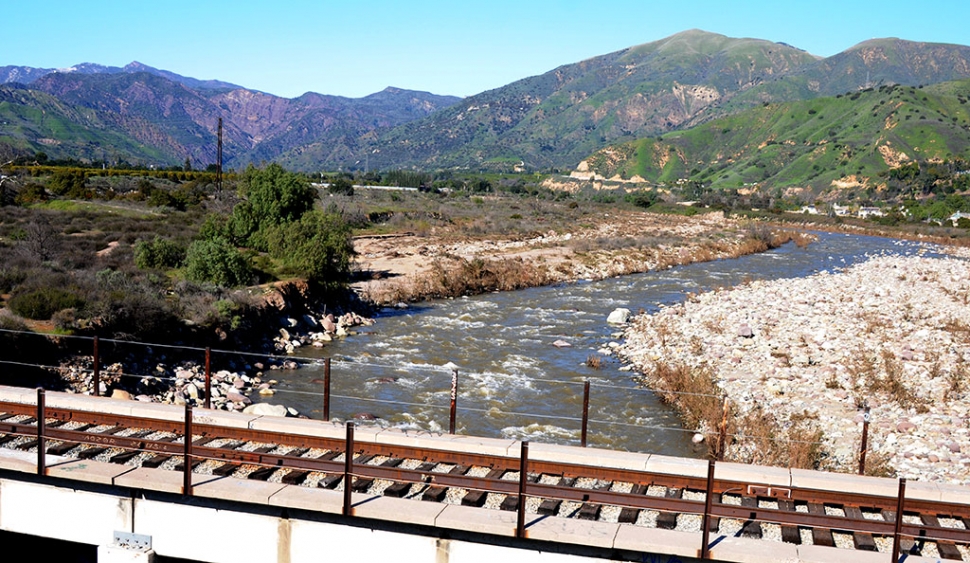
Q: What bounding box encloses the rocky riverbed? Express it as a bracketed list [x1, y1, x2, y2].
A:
[618, 249, 970, 484]
[55, 310, 374, 417]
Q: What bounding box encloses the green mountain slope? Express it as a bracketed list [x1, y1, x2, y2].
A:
[0, 85, 169, 162]
[355, 30, 819, 171]
[583, 80, 970, 194]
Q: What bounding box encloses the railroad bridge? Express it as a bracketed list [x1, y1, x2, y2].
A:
[0, 385, 966, 563]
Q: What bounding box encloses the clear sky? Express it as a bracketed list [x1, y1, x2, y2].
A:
[6, 0, 970, 99]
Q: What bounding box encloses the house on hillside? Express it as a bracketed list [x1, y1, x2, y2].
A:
[949, 211, 970, 226]
[858, 207, 884, 219]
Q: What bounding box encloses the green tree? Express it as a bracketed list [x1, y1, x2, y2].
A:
[264, 209, 355, 289]
[184, 237, 252, 287]
[134, 237, 186, 270]
[231, 164, 317, 250]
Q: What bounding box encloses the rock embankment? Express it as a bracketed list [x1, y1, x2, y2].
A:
[56, 310, 374, 416]
[618, 251, 970, 484]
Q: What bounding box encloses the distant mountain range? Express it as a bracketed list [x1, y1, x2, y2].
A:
[4, 30, 970, 173]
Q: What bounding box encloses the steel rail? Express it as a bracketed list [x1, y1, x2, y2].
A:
[4, 399, 970, 552]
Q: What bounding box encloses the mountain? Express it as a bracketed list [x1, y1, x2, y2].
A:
[355, 30, 820, 171]
[580, 80, 970, 194]
[356, 31, 970, 172]
[2, 70, 460, 168]
[0, 61, 242, 90]
[4, 31, 970, 172]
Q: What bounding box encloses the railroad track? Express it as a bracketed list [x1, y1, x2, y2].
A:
[0, 387, 969, 562]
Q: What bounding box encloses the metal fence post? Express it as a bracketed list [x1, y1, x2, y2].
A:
[581, 380, 590, 447]
[858, 405, 870, 475]
[891, 478, 907, 563]
[516, 441, 529, 538]
[204, 347, 212, 410]
[36, 388, 46, 476]
[323, 358, 331, 422]
[449, 368, 458, 435]
[92, 336, 100, 397]
[183, 403, 193, 496]
[701, 459, 715, 559]
[717, 399, 729, 461]
[343, 422, 355, 517]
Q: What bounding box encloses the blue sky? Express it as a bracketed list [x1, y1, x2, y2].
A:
[7, 0, 970, 99]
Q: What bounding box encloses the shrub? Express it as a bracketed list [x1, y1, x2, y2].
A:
[184, 237, 252, 287]
[230, 164, 317, 250]
[134, 237, 186, 270]
[8, 286, 85, 320]
[263, 210, 355, 289]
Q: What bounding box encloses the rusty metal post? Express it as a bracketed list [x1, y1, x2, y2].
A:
[92, 336, 100, 397]
[858, 405, 870, 475]
[204, 347, 212, 410]
[343, 422, 355, 517]
[323, 358, 331, 421]
[701, 459, 715, 560]
[449, 368, 458, 435]
[36, 388, 46, 476]
[581, 380, 590, 447]
[516, 441, 529, 539]
[183, 403, 193, 496]
[716, 398, 729, 461]
[891, 478, 907, 563]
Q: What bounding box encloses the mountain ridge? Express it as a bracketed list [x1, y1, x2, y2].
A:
[4, 30, 970, 172]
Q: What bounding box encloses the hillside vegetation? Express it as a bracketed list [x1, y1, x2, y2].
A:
[583, 80, 970, 199]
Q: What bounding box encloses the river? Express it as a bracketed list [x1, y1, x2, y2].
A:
[266, 232, 943, 458]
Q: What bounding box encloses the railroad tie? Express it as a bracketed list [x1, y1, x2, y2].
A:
[538, 476, 575, 516]
[385, 460, 436, 498]
[842, 506, 877, 551]
[705, 490, 722, 533]
[617, 483, 648, 523]
[422, 465, 469, 502]
[921, 514, 962, 561]
[500, 473, 540, 512]
[17, 420, 65, 451]
[353, 457, 404, 493]
[461, 468, 505, 507]
[776, 499, 801, 544]
[574, 481, 612, 520]
[808, 503, 835, 547]
[281, 470, 309, 485]
[107, 430, 158, 464]
[656, 488, 682, 530]
[881, 509, 916, 554]
[140, 436, 178, 468]
[739, 496, 762, 539]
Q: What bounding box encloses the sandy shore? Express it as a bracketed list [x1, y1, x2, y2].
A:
[619, 248, 970, 484]
[352, 210, 784, 304]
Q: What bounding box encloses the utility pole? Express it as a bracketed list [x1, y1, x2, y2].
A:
[216, 117, 223, 192]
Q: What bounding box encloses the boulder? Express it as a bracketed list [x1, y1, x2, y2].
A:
[607, 308, 632, 324]
[111, 389, 133, 401]
[243, 403, 289, 417]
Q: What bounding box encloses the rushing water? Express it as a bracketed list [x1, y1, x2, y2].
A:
[265, 232, 944, 458]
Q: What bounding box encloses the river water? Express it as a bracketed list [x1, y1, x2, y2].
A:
[267, 232, 942, 458]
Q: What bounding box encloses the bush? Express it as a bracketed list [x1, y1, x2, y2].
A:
[264, 210, 354, 289]
[8, 286, 85, 320]
[134, 237, 186, 269]
[184, 237, 252, 287]
[231, 164, 317, 250]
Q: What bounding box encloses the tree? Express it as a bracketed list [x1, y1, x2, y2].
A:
[264, 209, 355, 290]
[184, 237, 252, 287]
[231, 164, 317, 250]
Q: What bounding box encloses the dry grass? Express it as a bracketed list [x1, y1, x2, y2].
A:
[585, 354, 602, 370]
[638, 359, 826, 468]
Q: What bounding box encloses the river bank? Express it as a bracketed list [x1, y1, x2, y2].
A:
[351, 210, 807, 304]
[618, 248, 970, 484]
